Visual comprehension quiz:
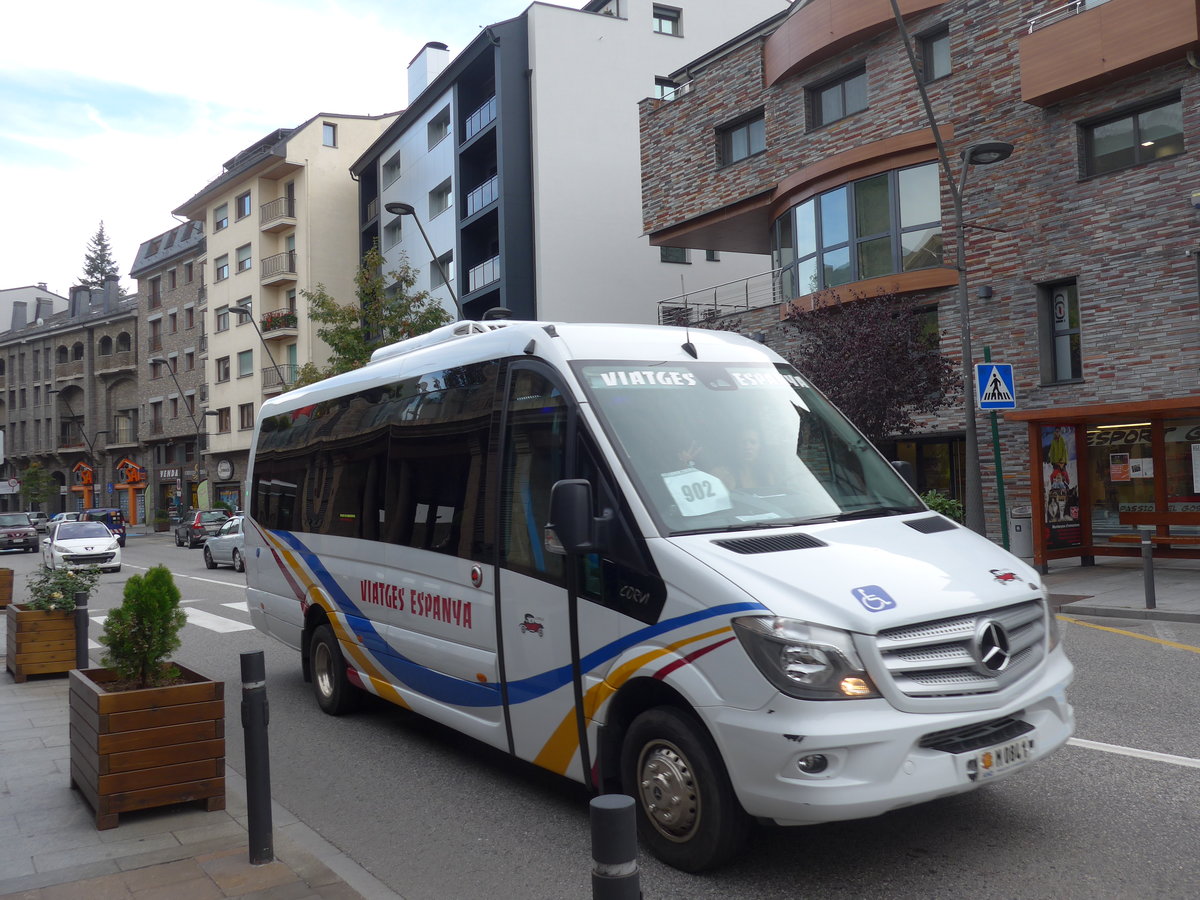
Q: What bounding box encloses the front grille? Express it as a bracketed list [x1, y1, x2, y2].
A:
[919, 716, 1034, 754]
[874, 600, 1046, 698]
[65, 553, 115, 564]
[713, 533, 826, 554]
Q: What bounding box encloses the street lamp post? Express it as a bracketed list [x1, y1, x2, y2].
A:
[150, 357, 208, 495]
[228, 305, 288, 390]
[383, 201, 463, 321]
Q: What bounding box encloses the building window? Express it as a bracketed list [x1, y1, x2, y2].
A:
[384, 216, 402, 250]
[652, 5, 681, 35]
[214, 203, 229, 232]
[431, 250, 454, 290]
[921, 26, 951, 82]
[185, 306, 195, 329]
[184, 262, 194, 283]
[239, 403, 255, 430]
[215, 306, 230, 332]
[654, 77, 679, 100]
[216, 356, 231, 383]
[771, 161, 941, 296]
[170, 396, 179, 419]
[236, 191, 251, 220]
[185, 349, 195, 371]
[236, 244, 252, 272]
[1083, 95, 1184, 177]
[322, 122, 337, 147]
[238, 349, 253, 377]
[382, 150, 402, 185]
[705, 250, 720, 262]
[214, 255, 229, 282]
[168, 312, 177, 334]
[660, 246, 689, 264]
[167, 269, 177, 290]
[1040, 280, 1083, 383]
[148, 277, 162, 309]
[718, 112, 765, 166]
[429, 178, 453, 218]
[428, 106, 450, 149]
[811, 67, 867, 128]
[217, 407, 232, 433]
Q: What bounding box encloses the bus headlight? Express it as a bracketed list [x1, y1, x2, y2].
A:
[733, 617, 879, 700]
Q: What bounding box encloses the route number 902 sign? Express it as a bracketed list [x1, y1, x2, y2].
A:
[662, 468, 732, 517]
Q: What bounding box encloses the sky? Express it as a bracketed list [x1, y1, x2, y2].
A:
[1, 0, 580, 298]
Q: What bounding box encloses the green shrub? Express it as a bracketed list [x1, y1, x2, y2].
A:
[99, 565, 187, 688]
[921, 490, 964, 523]
[26, 565, 101, 611]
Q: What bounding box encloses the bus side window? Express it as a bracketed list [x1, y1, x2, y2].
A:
[501, 369, 567, 584]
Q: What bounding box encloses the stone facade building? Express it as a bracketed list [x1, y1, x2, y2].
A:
[639, 0, 1200, 566]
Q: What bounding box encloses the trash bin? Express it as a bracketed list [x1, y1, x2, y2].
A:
[1008, 506, 1033, 558]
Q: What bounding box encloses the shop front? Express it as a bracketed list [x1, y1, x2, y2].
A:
[1006, 397, 1200, 571]
[111, 458, 148, 525]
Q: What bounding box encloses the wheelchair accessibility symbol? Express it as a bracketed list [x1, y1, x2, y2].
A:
[852, 585, 897, 612]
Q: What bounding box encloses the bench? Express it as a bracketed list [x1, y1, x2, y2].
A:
[1107, 533, 1200, 547]
[1106, 512, 1200, 608]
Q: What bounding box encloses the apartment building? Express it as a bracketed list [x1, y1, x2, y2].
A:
[638, 0, 1200, 564]
[0, 278, 142, 518]
[0, 284, 68, 333]
[172, 112, 399, 507]
[352, 0, 791, 326]
[129, 221, 207, 520]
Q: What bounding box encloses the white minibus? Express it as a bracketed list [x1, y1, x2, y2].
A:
[245, 319, 1073, 872]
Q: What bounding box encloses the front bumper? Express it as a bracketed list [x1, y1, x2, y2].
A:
[702, 648, 1074, 826]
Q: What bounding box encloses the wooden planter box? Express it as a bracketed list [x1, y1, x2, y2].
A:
[5, 604, 75, 682]
[0, 568, 12, 608]
[69, 665, 226, 829]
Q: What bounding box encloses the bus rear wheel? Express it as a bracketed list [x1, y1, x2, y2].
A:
[310, 624, 362, 715]
[620, 706, 750, 873]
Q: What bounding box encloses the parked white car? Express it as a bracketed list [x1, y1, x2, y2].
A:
[42, 520, 122, 572]
[203, 515, 245, 571]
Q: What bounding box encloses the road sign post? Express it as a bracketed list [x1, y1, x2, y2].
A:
[979, 352, 1014, 550]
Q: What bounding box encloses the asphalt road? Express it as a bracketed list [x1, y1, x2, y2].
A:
[6, 536, 1199, 898]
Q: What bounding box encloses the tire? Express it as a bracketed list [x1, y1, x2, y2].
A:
[310, 624, 362, 715]
[232, 549, 244, 573]
[203, 547, 217, 569]
[175, 531, 184, 547]
[188, 534, 198, 549]
[621, 706, 751, 873]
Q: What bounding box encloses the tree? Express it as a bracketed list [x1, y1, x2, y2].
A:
[19, 461, 54, 509]
[80, 221, 120, 289]
[779, 290, 959, 445]
[295, 243, 453, 387]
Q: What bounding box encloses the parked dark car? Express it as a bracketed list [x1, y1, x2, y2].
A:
[0, 512, 38, 552]
[80, 508, 127, 547]
[175, 508, 233, 548]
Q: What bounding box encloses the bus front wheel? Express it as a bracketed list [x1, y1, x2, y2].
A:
[309, 624, 362, 716]
[620, 706, 751, 873]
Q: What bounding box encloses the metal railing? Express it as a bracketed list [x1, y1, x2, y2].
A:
[263, 363, 299, 391]
[261, 250, 297, 279]
[464, 96, 497, 141]
[468, 255, 501, 293]
[1027, 0, 1111, 33]
[261, 308, 298, 333]
[466, 175, 499, 217]
[656, 267, 785, 326]
[260, 196, 295, 225]
[110, 420, 137, 443]
[366, 197, 379, 221]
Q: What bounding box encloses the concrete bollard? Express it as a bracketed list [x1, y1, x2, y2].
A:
[590, 794, 641, 900]
[240, 650, 274, 865]
[74, 590, 89, 670]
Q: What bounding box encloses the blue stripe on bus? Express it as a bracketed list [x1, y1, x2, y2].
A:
[270, 530, 765, 709]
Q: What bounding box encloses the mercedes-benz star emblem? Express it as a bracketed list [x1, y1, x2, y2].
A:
[974, 620, 1011, 674]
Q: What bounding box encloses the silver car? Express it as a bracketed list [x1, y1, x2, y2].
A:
[203, 515, 245, 571]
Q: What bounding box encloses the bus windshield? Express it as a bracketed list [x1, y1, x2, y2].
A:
[573, 360, 924, 535]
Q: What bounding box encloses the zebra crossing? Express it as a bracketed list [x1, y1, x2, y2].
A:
[87, 601, 254, 649]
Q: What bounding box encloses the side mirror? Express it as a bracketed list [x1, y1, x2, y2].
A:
[890, 459, 916, 488]
[547, 479, 611, 556]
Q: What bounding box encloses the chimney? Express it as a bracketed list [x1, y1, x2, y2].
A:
[11, 300, 27, 331]
[408, 42, 450, 104]
[37, 282, 47, 290]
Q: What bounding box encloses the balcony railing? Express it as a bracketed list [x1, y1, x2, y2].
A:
[466, 175, 499, 217]
[468, 255, 501, 293]
[261, 250, 297, 280]
[366, 197, 379, 221]
[149, 335, 163, 352]
[655, 268, 785, 327]
[149, 420, 164, 435]
[260, 196, 296, 227]
[197, 284, 207, 302]
[261, 307, 299, 333]
[110, 420, 138, 443]
[263, 363, 300, 392]
[1027, 0, 1112, 32]
[464, 96, 497, 141]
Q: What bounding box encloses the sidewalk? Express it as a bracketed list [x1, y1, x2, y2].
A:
[1042, 554, 1200, 623]
[0, 664, 402, 900]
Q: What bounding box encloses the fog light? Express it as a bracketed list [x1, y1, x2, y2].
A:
[839, 676, 873, 697]
[797, 754, 828, 774]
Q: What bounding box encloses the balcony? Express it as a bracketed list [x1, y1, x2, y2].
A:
[261, 307, 299, 340]
[199, 333, 208, 353]
[262, 363, 300, 395]
[149, 419, 164, 436]
[656, 268, 786, 326]
[148, 335, 163, 352]
[55, 359, 84, 381]
[464, 96, 497, 142]
[468, 255, 501, 293]
[261, 250, 297, 286]
[198, 284, 207, 303]
[366, 197, 379, 221]
[1020, 0, 1200, 107]
[466, 175, 499, 218]
[260, 196, 296, 233]
[96, 350, 136, 375]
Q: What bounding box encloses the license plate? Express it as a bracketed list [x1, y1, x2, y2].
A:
[967, 737, 1034, 781]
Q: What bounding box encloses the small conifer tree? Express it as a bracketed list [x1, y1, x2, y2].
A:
[80, 221, 121, 289]
[99, 565, 187, 688]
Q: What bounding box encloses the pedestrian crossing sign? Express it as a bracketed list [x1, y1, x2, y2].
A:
[975, 364, 1016, 410]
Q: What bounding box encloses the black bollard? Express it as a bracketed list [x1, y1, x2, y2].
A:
[240, 650, 274, 865]
[74, 590, 89, 670]
[590, 795, 641, 900]
[1139, 527, 1156, 610]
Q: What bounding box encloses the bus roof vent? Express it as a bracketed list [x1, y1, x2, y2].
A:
[368, 319, 514, 364]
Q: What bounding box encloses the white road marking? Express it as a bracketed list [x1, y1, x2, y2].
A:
[1068, 737, 1200, 769]
[122, 563, 236, 587]
[183, 607, 255, 632]
[224, 601, 249, 612]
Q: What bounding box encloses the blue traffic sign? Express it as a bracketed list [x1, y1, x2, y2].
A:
[975, 364, 1016, 410]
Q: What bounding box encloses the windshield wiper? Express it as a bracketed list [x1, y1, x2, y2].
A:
[834, 505, 922, 521]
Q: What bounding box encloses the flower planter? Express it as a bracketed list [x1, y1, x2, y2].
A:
[5, 604, 75, 682]
[68, 665, 226, 829]
[0, 567, 12, 607]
